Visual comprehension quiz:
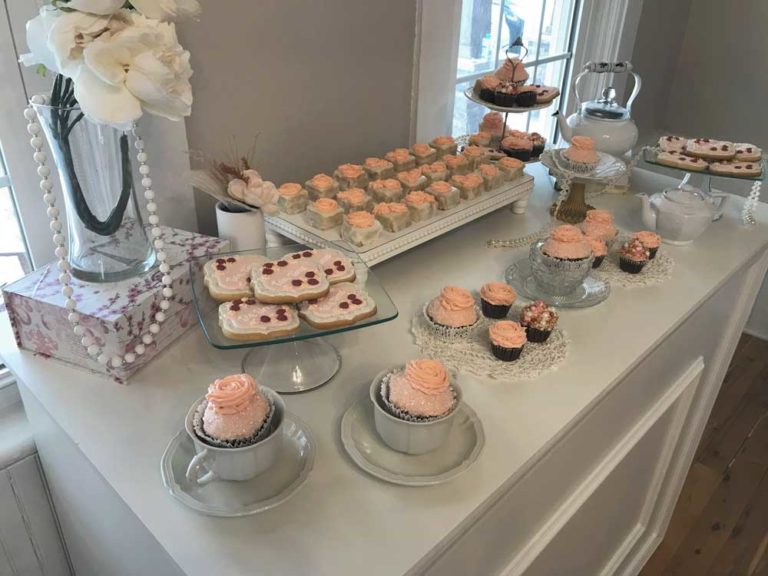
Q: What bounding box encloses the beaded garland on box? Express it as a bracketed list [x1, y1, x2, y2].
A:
[411, 304, 569, 381]
[25, 95, 171, 369]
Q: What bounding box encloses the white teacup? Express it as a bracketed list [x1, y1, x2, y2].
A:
[370, 369, 462, 455]
[185, 386, 284, 485]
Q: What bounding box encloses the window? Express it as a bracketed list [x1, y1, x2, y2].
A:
[0, 151, 31, 300]
[451, 0, 579, 140]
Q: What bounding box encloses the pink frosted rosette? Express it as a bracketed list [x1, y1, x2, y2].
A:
[562, 136, 599, 174]
[378, 359, 459, 423]
[424, 285, 481, 338]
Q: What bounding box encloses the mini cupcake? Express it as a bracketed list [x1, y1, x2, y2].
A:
[542, 224, 592, 261]
[411, 143, 437, 166]
[619, 238, 650, 274]
[581, 209, 618, 245]
[489, 321, 527, 362]
[475, 75, 501, 103]
[385, 148, 416, 172]
[480, 282, 516, 318]
[444, 154, 471, 175]
[533, 226, 593, 295]
[198, 374, 273, 446]
[588, 236, 608, 269]
[277, 183, 309, 215]
[478, 164, 503, 191]
[520, 300, 558, 343]
[420, 161, 449, 184]
[397, 168, 428, 192]
[530, 132, 546, 158]
[373, 202, 411, 232]
[469, 132, 492, 147]
[304, 173, 339, 200]
[368, 178, 404, 203]
[382, 359, 457, 421]
[303, 197, 344, 230]
[496, 156, 525, 181]
[562, 136, 599, 174]
[334, 163, 369, 191]
[341, 211, 382, 247]
[479, 112, 507, 145]
[450, 173, 484, 200]
[462, 145, 489, 170]
[426, 285, 479, 336]
[404, 190, 437, 222]
[633, 231, 662, 259]
[336, 187, 372, 213]
[430, 135, 458, 158]
[494, 82, 516, 108]
[364, 157, 395, 180]
[426, 180, 461, 210]
[502, 134, 534, 162]
[514, 85, 538, 108]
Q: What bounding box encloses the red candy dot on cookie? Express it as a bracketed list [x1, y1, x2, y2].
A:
[216, 259, 225, 264]
[277, 260, 288, 267]
[216, 264, 226, 271]
[336, 265, 346, 272]
[710, 147, 717, 151]
[747, 164, 754, 169]
[264, 262, 274, 268]
[260, 316, 271, 323]
[339, 302, 350, 309]
[291, 254, 301, 260]
[721, 145, 728, 151]
[302, 251, 312, 257]
[352, 299, 363, 305]
[246, 299, 256, 305]
[230, 304, 240, 311]
[748, 147, 754, 152]
[276, 315, 288, 322]
[325, 268, 334, 275]
[333, 260, 342, 266]
[305, 271, 316, 278]
[307, 278, 319, 285]
[347, 294, 356, 300]
[262, 268, 274, 275]
[246, 276, 251, 283]
[233, 299, 242, 304]
[276, 308, 286, 314]
[291, 279, 303, 286]
[227, 257, 236, 263]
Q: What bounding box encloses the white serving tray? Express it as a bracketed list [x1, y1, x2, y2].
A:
[266, 174, 534, 266]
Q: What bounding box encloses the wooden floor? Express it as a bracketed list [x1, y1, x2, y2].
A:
[640, 334, 768, 576]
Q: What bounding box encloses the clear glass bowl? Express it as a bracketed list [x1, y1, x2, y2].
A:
[528, 240, 594, 296]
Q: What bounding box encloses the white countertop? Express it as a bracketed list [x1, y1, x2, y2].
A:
[2, 165, 767, 576]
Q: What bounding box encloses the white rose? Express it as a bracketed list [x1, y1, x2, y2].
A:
[65, 0, 125, 15]
[78, 12, 193, 124]
[243, 169, 262, 186]
[227, 179, 247, 202]
[130, 0, 201, 21]
[243, 181, 280, 214]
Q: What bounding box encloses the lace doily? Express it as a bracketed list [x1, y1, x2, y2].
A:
[593, 238, 674, 288]
[411, 306, 569, 381]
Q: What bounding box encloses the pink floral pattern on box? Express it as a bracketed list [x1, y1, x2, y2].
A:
[2, 227, 228, 383]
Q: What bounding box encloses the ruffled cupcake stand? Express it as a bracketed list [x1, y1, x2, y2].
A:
[189, 248, 399, 394]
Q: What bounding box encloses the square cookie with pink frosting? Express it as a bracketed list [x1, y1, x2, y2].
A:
[283, 248, 356, 284]
[298, 282, 377, 329]
[218, 299, 300, 341]
[204, 255, 267, 302]
[251, 257, 330, 304]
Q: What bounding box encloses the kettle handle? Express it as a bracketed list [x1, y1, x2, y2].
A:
[573, 61, 642, 114]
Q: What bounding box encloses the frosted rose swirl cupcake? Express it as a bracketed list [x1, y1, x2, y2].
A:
[562, 136, 599, 174]
[489, 321, 527, 362]
[588, 236, 608, 269]
[426, 285, 479, 337]
[479, 282, 516, 318]
[633, 231, 662, 259]
[581, 209, 618, 245]
[195, 374, 274, 448]
[531, 225, 594, 295]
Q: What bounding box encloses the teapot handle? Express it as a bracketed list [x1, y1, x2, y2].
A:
[574, 61, 642, 114]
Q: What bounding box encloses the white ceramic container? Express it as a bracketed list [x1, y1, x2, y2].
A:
[184, 386, 284, 484]
[215, 202, 266, 251]
[369, 369, 462, 455]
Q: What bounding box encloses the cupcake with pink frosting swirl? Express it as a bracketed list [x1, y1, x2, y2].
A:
[480, 282, 517, 318]
[383, 359, 457, 420]
[197, 374, 274, 446]
[562, 136, 599, 173]
[426, 285, 479, 336]
[489, 321, 527, 362]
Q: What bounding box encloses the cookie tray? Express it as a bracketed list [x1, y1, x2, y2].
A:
[265, 174, 534, 266]
[642, 147, 765, 182]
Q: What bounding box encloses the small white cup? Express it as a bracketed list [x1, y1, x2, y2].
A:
[185, 386, 284, 485]
[370, 369, 461, 455]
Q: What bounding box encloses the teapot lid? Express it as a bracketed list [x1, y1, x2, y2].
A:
[664, 184, 707, 205]
[582, 87, 630, 120]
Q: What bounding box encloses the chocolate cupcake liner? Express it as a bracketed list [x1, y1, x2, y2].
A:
[495, 92, 517, 107]
[378, 371, 457, 423]
[481, 299, 512, 319]
[648, 246, 659, 260]
[531, 144, 545, 158]
[192, 398, 276, 449]
[479, 88, 496, 103]
[491, 343, 524, 362]
[562, 157, 598, 174]
[423, 302, 481, 339]
[619, 256, 647, 275]
[592, 255, 605, 269]
[515, 91, 537, 107]
[523, 326, 552, 343]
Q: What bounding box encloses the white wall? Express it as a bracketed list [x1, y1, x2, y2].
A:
[177, 0, 417, 235]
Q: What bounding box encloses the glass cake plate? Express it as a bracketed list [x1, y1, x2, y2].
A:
[189, 245, 398, 393]
[463, 86, 555, 114]
[505, 257, 611, 308]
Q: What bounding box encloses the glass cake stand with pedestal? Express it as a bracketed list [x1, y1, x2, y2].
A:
[189, 246, 398, 394]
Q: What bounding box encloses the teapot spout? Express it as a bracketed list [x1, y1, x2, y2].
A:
[637, 193, 657, 230]
[553, 111, 571, 143]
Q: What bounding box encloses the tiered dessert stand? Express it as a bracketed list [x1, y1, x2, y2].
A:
[189, 246, 398, 393]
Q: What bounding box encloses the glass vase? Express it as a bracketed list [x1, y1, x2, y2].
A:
[33, 103, 156, 283]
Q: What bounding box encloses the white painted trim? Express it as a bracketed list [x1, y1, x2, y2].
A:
[500, 356, 703, 576]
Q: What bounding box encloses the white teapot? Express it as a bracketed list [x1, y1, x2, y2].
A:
[639, 182, 728, 245]
[557, 61, 641, 157]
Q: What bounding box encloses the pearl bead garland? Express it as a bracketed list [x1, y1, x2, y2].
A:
[26, 95, 173, 370]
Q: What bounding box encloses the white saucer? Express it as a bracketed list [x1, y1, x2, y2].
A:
[341, 394, 485, 486]
[160, 413, 314, 516]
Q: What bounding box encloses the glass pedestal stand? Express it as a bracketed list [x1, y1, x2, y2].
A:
[241, 338, 341, 394]
[190, 246, 399, 395]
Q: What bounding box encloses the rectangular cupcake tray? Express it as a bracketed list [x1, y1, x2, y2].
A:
[266, 174, 534, 266]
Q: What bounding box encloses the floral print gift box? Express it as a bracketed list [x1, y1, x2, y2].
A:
[2, 227, 228, 383]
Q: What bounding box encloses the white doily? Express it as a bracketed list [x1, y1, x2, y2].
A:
[411, 306, 569, 381]
[593, 239, 674, 288]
